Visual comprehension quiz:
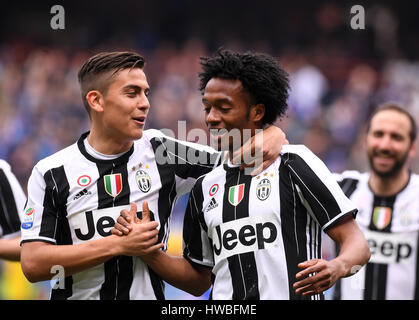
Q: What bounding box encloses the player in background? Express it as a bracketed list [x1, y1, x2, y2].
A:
[113, 49, 371, 299]
[334, 103, 419, 300]
[19, 51, 287, 299]
[0, 159, 26, 261]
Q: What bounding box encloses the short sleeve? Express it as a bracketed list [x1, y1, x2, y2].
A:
[182, 178, 214, 267]
[0, 161, 26, 239]
[20, 166, 58, 245]
[282, 145, 358, 231]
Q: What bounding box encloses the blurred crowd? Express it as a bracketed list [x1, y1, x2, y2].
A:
[1, 40, 419, 191]
[0, 1, 419, 299]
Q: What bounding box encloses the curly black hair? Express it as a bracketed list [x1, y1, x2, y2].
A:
[199, 49, 290, 125]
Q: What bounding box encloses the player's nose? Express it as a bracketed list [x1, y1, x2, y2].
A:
[206, 108, 221, 125]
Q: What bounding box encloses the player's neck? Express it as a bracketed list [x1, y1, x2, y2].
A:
[369, 168, 410, 197]
[87, 128, 134, 156]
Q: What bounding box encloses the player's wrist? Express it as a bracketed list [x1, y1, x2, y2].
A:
[104, 235, 126, 256]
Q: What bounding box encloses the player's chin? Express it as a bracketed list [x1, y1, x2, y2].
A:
[128, 127, 144, 140]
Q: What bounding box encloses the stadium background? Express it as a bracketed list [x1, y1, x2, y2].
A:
[0, 0, 418, 299]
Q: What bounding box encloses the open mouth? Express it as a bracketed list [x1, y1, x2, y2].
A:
[132, 116, 146, 126]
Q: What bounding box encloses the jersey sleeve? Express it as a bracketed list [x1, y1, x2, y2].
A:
[182, 178, 214, 267]
[20, 166, 58, 245]
[0, 161, 26, 239]
[282, 145, 358, 231]
[149, 130, 221, 196]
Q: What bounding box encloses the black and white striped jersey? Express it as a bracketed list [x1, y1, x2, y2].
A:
[0, 159, 26, 239]
[334, 170, 419, 300]
[20, 129, 220, 300]
[183, 144, 357, 300]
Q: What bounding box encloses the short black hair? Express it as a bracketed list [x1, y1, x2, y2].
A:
[78, 51, 145, 117]
[199, 49, 290, 125]
[367, 102, 417, 143]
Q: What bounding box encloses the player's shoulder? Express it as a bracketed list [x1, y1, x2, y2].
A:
[281, 144, 311, 156]
[0, 159, 11, 171]
[336, 170, 367, 181]
[408, 172, 419, 189]
[35, 143, 80, 174]
[280, 144, 320, 165]
[142, 128, 167, 140]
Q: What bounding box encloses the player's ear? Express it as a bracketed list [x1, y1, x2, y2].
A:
[408, 139, 417, 157]
[250, 103, 265, 123]
[86, 90, 104, 113]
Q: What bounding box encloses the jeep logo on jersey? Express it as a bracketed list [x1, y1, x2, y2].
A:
[209, 214, 280, 263]
[104, 174, 123, 197]
[256, 178, 271, 201]
[228, 184, 245, 206]
[372, 206, 392, 230]
[365, 229, 414, 264]
[72, 205, 155, 241]
[135, 170, 151, 193]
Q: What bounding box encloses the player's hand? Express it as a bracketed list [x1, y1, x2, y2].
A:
[111, 202, 141, 236]
[293, 258, 343, 296]
[116, 202, 164, 256]
[233, 125, 288, 176]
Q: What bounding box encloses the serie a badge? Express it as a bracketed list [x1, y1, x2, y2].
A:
[256, 178, 271, 201]
[136, 170, 151, 193]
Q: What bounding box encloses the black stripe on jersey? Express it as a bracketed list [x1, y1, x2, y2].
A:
[222, 167, 259, 300]
[150, 138, 177, 244]
[96, 161, 131, 209]
[40, 168, 63, 240]
[96, 160, 133, 300]
[161, 138, 217, 179]
[44, 166, 73, 300]
[283, 152, 342, 229]
[150, 138, 179, 300]
[148, 267, 165, 300]
[183, 177, 205, 262]
[364, 195, 396, 300]
[338, 178, 359, 199]
[0, 168, 21, 235]
[279, 166, 310, 300]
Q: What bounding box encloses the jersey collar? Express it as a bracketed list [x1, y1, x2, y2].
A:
[77, 131, 134, 165]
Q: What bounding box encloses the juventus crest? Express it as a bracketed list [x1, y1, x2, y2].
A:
[256, 178, 271, 201]
[135, 170, 151, 193]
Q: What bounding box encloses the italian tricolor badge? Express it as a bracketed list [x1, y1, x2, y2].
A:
[104, 173, 123, 198]
[228, 184, 245, 206]
[372, 206, 392, 230]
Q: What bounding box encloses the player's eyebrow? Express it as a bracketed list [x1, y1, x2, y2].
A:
[202, 97, 233, 106]
[122, 84, 150, 92]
